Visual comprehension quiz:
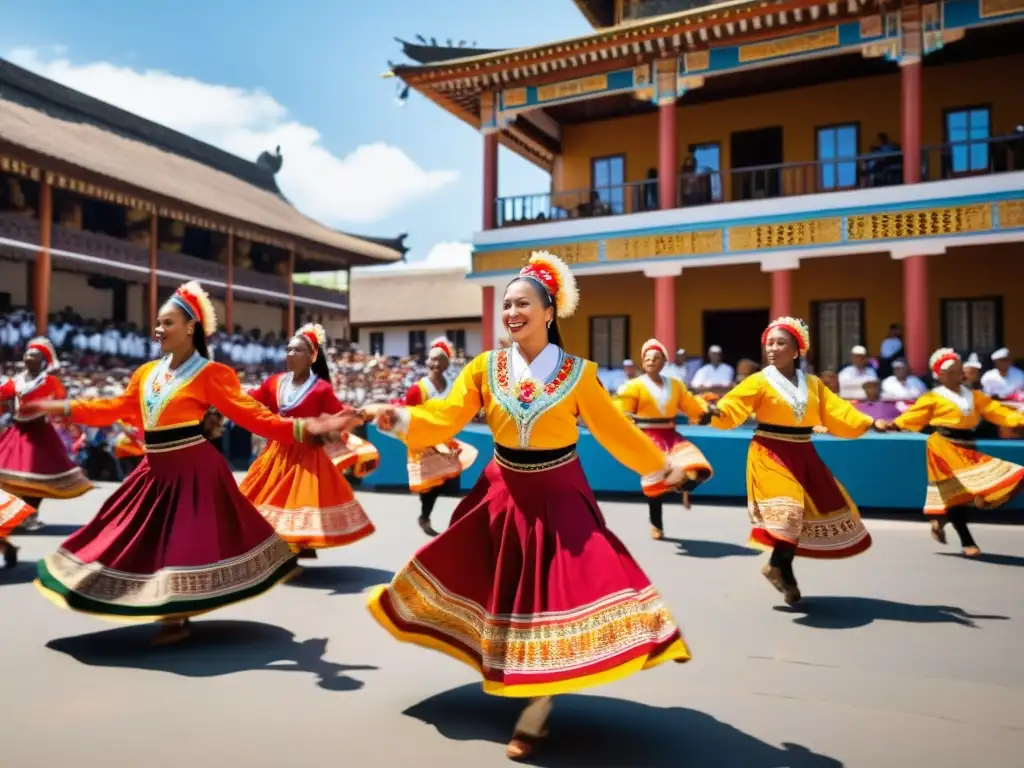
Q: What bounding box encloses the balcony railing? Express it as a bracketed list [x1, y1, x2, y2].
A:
[494, 135, 1024, 229]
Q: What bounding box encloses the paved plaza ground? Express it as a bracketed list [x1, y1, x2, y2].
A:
[2, 484, 1023, 767]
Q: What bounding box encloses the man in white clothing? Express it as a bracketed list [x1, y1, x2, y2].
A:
[838, 345, 878, 399]
[981, 348, 1024, 399]
[690, 345, 734, 393]
[880, 359, 926, 401]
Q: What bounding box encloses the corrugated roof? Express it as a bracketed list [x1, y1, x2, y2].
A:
[350, 266, 480, 324]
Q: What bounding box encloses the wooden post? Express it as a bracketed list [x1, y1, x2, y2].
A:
[225, 231, 234, 332]
[148, 213, 159, 329]
[287, 246, 296, 338]
[34, 178, 53, 335]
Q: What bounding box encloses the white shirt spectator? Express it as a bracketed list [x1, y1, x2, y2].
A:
[881, 374, 927, 401]
[690, 362, 734, 390]
[981, 355, 1024, 399]
[838, 364, 879, 399]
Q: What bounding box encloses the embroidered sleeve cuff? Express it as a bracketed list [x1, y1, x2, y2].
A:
[377, 407, 411, 440]
[292, 418, 305, 442]
[63, 401, 72, 417]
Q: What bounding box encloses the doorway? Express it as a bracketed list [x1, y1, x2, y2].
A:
[730, 126, 784, 201]
[702, 308, 770, 368]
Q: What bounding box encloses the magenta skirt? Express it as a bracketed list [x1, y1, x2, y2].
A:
[36, 439, 297, 620]
[0, 418, 92, 499]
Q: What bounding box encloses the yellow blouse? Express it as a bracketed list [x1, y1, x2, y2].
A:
[615, 375, 707, 422]
[710, 368, 874, 439]
[391, 348, 667, 477]
[893, 387, 1024, 432]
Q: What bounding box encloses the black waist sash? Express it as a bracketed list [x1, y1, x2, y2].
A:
[755, 424, 814, 437]
[144, 423, 205, 451]
[936, 426, 976, 441]
[493, 444, 577, 471]
[634, 417, 675, 427]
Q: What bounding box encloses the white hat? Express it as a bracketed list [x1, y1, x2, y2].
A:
[709, 345, 722, 354]
[964, 353, 982, 369]
[991, 347, 1010, 361]
[622, 359, 634, 366]
[851, 345, 867, 356]
[676, 348, 685, 355]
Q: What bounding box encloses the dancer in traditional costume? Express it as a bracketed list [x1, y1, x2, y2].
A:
[615, 338, 713, 538]
[706, 317, 884, 606]
[22, 282, 358, 644]
[879, 348, 1024, 556]
[402, 336, 478, 536]
[0, 337, 92, 529]
[365, 251, 691, 762]
[240, 323, 375, 559]
[0, 492, 34, 569]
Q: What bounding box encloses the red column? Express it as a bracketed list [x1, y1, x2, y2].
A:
[482, 133, 499, 231]
[481, 285, 495, 351]
[900, 58, 928, 374]
[770, 269, 792, 320]
[34, 179, 52, 335]
[653, 275, 676, 352]
[658, 101, 678, 209]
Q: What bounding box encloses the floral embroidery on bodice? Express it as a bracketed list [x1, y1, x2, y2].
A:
[488, 346, 585, 447]
[141, 352, 209, 429]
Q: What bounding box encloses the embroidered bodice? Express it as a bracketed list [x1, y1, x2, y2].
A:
[248, 373, 345, 419]
[69, 356, 302, 443]
[615, 374, 707, 422]
[894, 387, 1024, 432]
[710, 369, 874, 438]
[0, 372, 64, 404]
[392, 346, 667, 477]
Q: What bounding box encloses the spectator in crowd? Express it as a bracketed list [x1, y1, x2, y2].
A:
[878, 323, 904, 378]
[880, 359, 927, 401]
[664, 348, 701, 385]
[838, 345, 879, 399]
[735, 358, 761, 383]
[963, 353, 983, 390]
[981, 347, 1024, 399]
[819, 369, 840, 393]
[690, 345, 735, 394]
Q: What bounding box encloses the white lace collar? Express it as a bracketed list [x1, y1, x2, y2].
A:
[510, 343, 561, 384]
[423, 376, 451, 401]
[640, 373, 672, 414]
[762, 365, 809, 422]
[934, 385, 974, 417]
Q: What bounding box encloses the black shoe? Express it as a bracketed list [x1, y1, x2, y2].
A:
[2, 543, 18, 570]
[418, 517, 439, 537]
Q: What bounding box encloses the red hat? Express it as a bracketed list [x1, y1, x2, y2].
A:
[640, 339, 669, 360]
[296, 323, 327, 362]
[762, 317, 811, 356]
[429, 337, 455, 359]
[518, 250, 579, 319]
[929, 348, 960, 377]
[27, 337, 58, 370]
[172, 281, 217, 336]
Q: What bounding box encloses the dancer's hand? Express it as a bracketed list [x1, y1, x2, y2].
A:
[873, 419, 893, 432]
[812, 425, 828, 435]
[699, 404, 720, 426]
[304, 413, 363, 443]
[366, 405, 398, 432]
[664, 462, 687, 489]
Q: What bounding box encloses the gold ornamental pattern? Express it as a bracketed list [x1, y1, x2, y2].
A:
[846, 205, 992, 241]
[997, 200, 1024, 229]
[728, 218, 843, 252]
[604, 230, 722, 261]
[472, 242, 599, 273]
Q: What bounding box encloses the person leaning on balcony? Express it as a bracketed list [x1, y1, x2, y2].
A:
[838, 345, 878, 400]
[881, 359, 927, 401]
[981, 348, 1024, 400]
[690, 345, 734, 394]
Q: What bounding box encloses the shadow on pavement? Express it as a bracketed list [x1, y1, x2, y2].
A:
[0, 558, 38, 586]
[285, 565, 394, 595]
[46, 620, 376, 691]
[775, 597, 1010, 630]
[404, 684, 843, 767]
[662, 537, 760, 559]
[936, 552, 1024, 567]
[14, 524, 81, 538]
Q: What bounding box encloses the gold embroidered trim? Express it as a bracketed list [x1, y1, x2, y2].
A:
[258, 500, 372, 538]
[145, 435, 206, 454]
[749, 496, 869, 551]
[386, 560, 681, 674]
[753, 429, 812, 443]
[493, 450, 577, 473]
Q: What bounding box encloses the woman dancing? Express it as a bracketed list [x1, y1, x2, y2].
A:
[23, 282, 357, 644]
[0, 337, 92, 529]
[240, 323, 375, 559]
[402, 337, 478, 536]
[365, 251, 691, 761]
[879, 348, 1024, 556]
[616, 338, 713, 539]
[705, 317, 883, 605]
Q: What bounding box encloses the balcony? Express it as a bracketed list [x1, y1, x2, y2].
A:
[494, 135, 1024, 229]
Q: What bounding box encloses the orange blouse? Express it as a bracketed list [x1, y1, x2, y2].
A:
[69, 356, 301, 444]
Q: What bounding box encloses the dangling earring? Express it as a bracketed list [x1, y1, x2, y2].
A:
[546, 320, 552, 329]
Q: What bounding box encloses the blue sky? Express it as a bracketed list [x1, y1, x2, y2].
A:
[1, 0, 592, 265]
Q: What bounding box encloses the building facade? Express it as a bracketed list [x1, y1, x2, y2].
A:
[0, 59, 406, 336]
[390, 0, 1024, 374]
[350, 263, 483, 358]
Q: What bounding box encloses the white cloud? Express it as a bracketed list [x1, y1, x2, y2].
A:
[6, 47, 458, 225]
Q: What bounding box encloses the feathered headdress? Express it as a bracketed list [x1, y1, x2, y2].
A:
[26, 337, 58, 370]
[929, 348, 960, 377]
[296, 323, 327, 361]
[172, 281, 217, 337]
[640, 339, 669, 361]
[518, 250, 579, 319]
[761, 317, 811, 357]
[429, 337, 455, 360]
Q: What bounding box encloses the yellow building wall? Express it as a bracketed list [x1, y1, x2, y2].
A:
[555, 53, 1024, 198]
[566, 245, 1021, 366]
